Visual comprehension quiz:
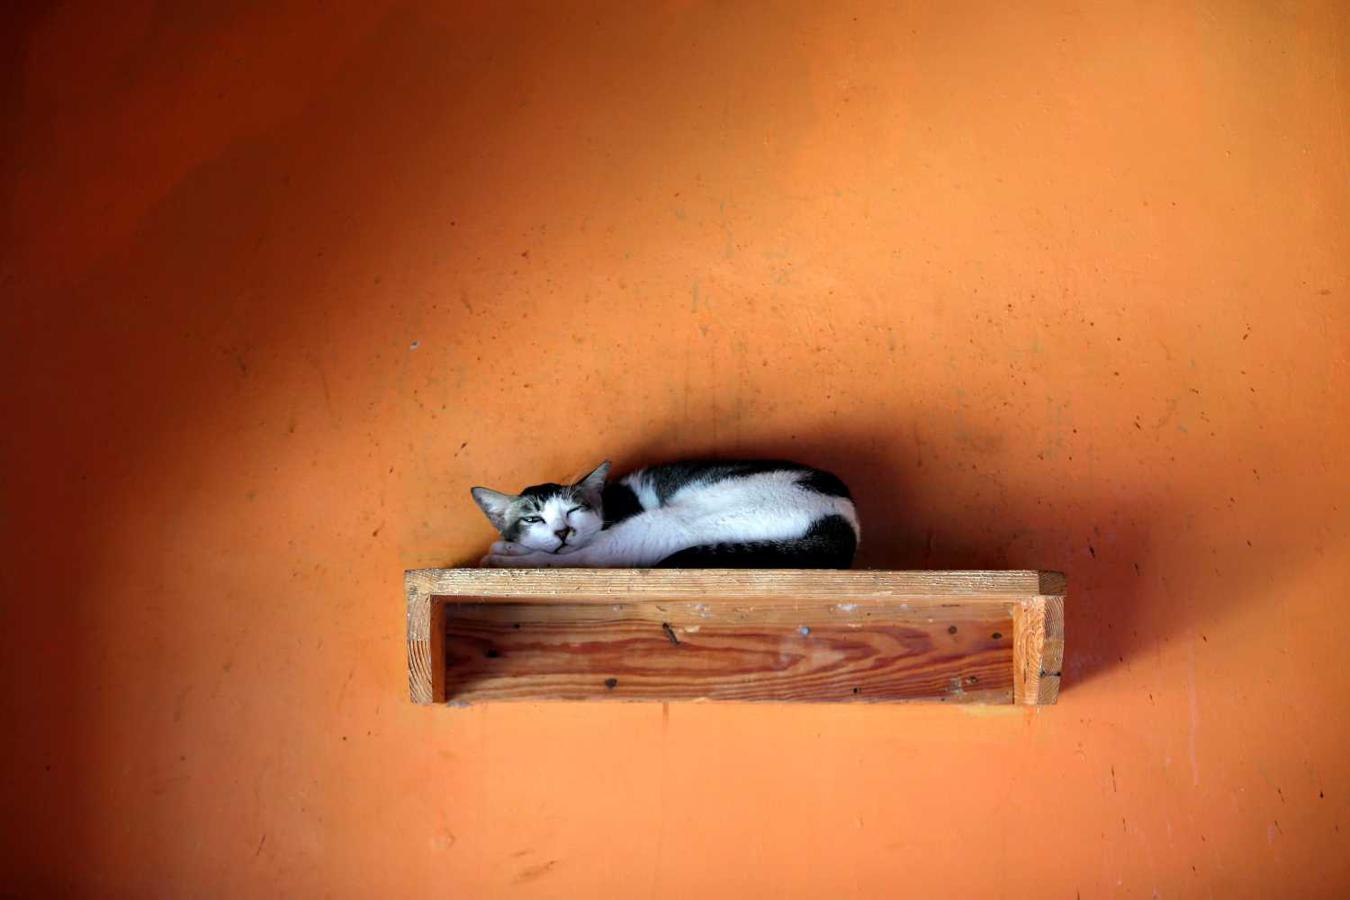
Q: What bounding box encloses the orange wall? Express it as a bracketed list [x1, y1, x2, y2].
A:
[3, 1, 1348, 895]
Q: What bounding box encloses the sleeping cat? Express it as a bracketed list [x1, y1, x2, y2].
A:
[472, 459, 859, 568]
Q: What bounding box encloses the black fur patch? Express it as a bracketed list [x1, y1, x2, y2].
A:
[796, 468, 852, 499]
[644, 459, 822, 503]
[601, 481, 643, 527]
[519, 482, 570, 501]
[655, 513, 857, 569]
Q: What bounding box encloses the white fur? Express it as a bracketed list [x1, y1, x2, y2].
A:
[483, 469, 859, 567]
[506, 494, 605, 554]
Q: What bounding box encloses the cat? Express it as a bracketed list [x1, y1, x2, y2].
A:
[472, 459, 859, 568]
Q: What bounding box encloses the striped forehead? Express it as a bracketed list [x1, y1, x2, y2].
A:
[516, 483, 573, 512]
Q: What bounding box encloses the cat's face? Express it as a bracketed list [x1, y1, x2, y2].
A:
[471, 461, 609, 553]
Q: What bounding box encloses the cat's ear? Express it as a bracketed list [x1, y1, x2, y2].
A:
[470, 487, 516, 531]
[574, 460, 611, 502]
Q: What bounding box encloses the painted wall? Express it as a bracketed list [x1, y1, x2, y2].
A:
[3, 1, 1347, 895]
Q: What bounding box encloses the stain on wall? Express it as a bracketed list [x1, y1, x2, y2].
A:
[2, 1, 1348, 895]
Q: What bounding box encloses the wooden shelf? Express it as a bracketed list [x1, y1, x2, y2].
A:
[405, 569, 1065, 705]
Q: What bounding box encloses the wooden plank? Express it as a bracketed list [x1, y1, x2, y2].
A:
[404, 569, 1065, 705]
[1013, 594, 1065, 705]
[444, 601, 1013, 703]
[405, 573, 444, 704]
[405, 568, 1050, 603]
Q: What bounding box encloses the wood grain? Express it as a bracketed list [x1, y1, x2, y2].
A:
[404, 569, 1065, 705]
[406, 568, 1051, 602]
[444, 601, 1014, 703]
[405, 574, 444, 704]
[1012, 595, 1065, 705]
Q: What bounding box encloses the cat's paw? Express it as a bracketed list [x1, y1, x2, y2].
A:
[483, 550, 556, 568]
[479, 541, 531, 565]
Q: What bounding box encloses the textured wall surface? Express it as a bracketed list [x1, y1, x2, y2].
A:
[3, 1, 1348, 895]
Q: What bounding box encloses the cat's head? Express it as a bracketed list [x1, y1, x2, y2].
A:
[470, 461, 610, 553]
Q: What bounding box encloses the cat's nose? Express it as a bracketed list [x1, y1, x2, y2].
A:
[555, 527, 573, 541]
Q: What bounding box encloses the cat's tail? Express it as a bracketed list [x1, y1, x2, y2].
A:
[655, 514, 857, 569]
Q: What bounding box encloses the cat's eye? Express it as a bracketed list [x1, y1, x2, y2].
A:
[567, 505, 587, 515]
[522, 516, 544, 524]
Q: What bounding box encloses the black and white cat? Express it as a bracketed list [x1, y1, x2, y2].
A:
[472, 459, 859, 568]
